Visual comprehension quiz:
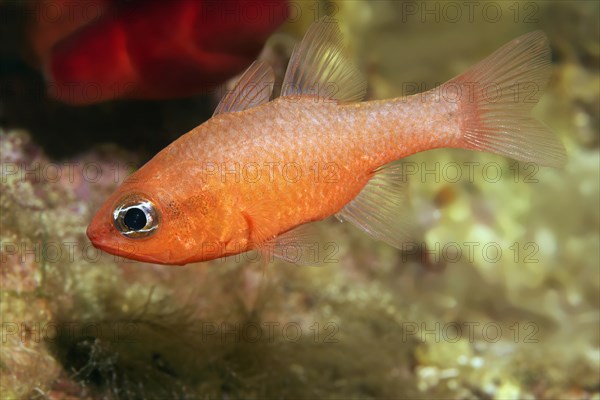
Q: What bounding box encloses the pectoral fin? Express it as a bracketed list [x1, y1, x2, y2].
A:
[242, 201, 324, 266]
[262, 223, 323, 266]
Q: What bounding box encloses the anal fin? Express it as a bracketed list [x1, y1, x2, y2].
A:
[336, 162, 414, 249]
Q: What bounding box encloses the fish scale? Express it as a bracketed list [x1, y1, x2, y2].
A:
[87, 18, 565, 265]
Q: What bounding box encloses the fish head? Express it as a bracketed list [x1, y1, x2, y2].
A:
[87, 161, 229, 265]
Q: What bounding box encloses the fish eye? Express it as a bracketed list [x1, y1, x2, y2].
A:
[113, 196, 159, 238]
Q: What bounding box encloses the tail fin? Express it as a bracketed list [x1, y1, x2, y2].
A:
[448, 31, 566, 167]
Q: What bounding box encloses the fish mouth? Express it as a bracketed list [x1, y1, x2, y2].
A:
[86, 224, 140, 261]
[86, 225, 184, 265]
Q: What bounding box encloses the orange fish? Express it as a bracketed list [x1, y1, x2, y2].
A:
[87, 18, 566, 265]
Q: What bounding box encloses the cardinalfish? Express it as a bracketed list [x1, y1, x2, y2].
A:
[87, 18, 566, 265]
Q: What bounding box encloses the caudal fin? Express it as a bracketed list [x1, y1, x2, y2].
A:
[448, 31, 566, 167]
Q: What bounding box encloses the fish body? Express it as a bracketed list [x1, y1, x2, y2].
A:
[87, 18, 566, 265]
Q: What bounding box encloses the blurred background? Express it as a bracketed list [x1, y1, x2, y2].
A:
[1, 0, 598, 398]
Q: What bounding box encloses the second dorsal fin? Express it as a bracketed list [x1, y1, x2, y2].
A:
[213, 61, 274, 115]
[281, 16, 367, 103]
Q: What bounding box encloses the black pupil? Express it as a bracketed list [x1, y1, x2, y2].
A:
[123, 208, 147, 231]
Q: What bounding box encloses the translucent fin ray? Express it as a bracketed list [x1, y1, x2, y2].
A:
[263, 223, 322, 266]
[281, 16, 366, 103]
[448, 31, 566, 167]
[214, 61, 274, 115]
[336, 162, 413, 249]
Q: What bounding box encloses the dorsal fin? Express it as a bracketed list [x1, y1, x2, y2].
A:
[281, 16, 366, 103]
[213, 61, 274, 115]
[336, 162, 414, 248]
